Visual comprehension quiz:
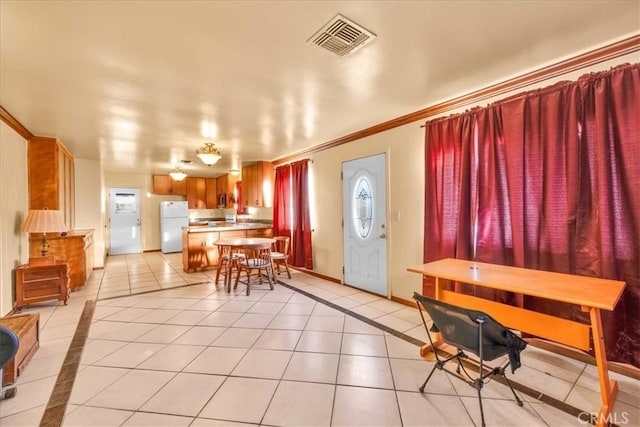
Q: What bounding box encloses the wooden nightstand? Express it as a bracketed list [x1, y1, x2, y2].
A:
[14, 258, 70, 312]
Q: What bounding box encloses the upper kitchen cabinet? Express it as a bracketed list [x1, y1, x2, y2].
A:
[205, 178, 218, 208]
[186, 177, 206, 208]
[28, 136, 75, 229]
[217, 173, 238, 208]
[242, 161, 274, 207]
[153, 175, 187, 195]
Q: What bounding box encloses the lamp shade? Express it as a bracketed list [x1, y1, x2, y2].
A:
[196, 142, 222, 166]
[21, 209, 67, 233]
[169, 167, 187, 181]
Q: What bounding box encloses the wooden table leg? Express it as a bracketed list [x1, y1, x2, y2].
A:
[588, 307, 618, 427]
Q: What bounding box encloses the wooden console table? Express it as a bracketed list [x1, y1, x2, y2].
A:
[408, 258, 626, 427]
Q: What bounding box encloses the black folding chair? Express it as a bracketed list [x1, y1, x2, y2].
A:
[413, 292, 527, 427]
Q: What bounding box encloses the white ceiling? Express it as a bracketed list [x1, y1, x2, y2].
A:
[1, 1, 638, 177]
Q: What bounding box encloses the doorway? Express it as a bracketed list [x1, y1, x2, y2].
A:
[109, 187, 141, 255]
[342, 153, 388, 296]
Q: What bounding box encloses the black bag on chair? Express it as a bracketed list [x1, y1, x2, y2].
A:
[413, 292, 527, 427]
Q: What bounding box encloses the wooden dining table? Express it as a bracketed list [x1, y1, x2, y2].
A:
[213, 237, 275, 292]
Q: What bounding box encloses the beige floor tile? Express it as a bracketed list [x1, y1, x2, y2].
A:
[337, 354, 395, 389]
[232, 312, 275, 328]
[212, 327, 263, 348]
[341, 333, 388, 357]
[305, 315, 345, 332]
[396, 391, 475, 426]
[172, 325, 227, 346]
[198, 311, 243, 327]
[198, 377, 278, 424]
[63, 405, 133, 426]
[93, 342, 166, 368]
[85, 369, 174, 411]
[121, 412, 192, 426]
[262, 381, 335, 426]
[295, 330, 343, 353]
[140, 372, 225, 416]
[253, 328, 302, 350]
[283, 352, 339, 384]
[137, 344, 206, 371]
[231, 348, 292, 379]
[332, 385, 401, 426]
[69, 365, 130, 405]
[267, 314, 310, 330]
[184, 347, 247, 375]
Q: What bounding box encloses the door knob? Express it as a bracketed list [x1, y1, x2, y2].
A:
[379, 233, 386, 239]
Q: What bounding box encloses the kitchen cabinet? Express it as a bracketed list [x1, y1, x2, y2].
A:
[186, 177, 206, 208]
[153, 175, 187, 195]
[28, 136, 75, 229]
[205, 178, 218, 208]
[241, 161, 274, 207]
[217, 173, 238, 208]
[28, 230, 93, 291]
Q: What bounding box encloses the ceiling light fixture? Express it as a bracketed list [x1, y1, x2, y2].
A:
[196, 142, 222, 166]
[169, 166, 187, 181]
[229, 169, 241, 176]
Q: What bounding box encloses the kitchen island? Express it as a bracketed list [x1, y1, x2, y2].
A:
[181, 223, 273, 272]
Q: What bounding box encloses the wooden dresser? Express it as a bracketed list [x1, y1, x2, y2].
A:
[28, 229, 94, 291]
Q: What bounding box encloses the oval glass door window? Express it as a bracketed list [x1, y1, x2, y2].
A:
[353, 176, 373, 239]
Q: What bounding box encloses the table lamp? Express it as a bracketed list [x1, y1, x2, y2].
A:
[21, 209, 68, 256]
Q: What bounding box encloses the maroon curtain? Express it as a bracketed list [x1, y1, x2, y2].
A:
[423, 113, 474, 296]
[423, 63, 640, 367]
[273, 165, 291, 237]
[290, 160, 313, 269]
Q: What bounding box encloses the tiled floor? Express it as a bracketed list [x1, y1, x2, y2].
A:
[1, 252, 638, 426]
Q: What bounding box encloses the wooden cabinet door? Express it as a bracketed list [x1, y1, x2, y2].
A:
[241, 162, 273, 207]
[186, 177, 206, 208]
[205, 178, 218, 208]
[171, 177, 187, 195]
[153, 175, 187, 195]
[153, 175, 172, 194]
[28, 136, 75, 228]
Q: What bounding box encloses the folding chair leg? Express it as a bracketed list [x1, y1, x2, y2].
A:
[476, 379, 486, 427]
[500, 369, 524, 407]
[419, 363, 439, 393]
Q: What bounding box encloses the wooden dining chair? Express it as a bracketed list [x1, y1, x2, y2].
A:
[270, 236, 291, 279]
[234, 242, 274, 295]
[215, 245, 245, 292]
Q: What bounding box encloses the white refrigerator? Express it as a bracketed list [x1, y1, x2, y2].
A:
[160, 201, 189, 253]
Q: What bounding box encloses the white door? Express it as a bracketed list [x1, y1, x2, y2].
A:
[109, 187, 141, 255]
[342, 153, 388, 296]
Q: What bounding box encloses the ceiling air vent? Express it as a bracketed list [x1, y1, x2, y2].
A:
[308, 14, 376, 57]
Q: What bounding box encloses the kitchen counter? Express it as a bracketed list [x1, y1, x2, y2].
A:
[182, 222, 272, 232]
[182, 223, 273, 272]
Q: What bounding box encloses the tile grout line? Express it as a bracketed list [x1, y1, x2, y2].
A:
[39, 300, 95, 427]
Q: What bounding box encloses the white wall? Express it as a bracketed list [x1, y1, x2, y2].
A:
[0, 122, 29, 316]
[74, 158, 106, 268]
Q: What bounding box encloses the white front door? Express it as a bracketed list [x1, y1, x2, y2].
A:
[342, 153, 388, 296]
[109, 187, 141, 255]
